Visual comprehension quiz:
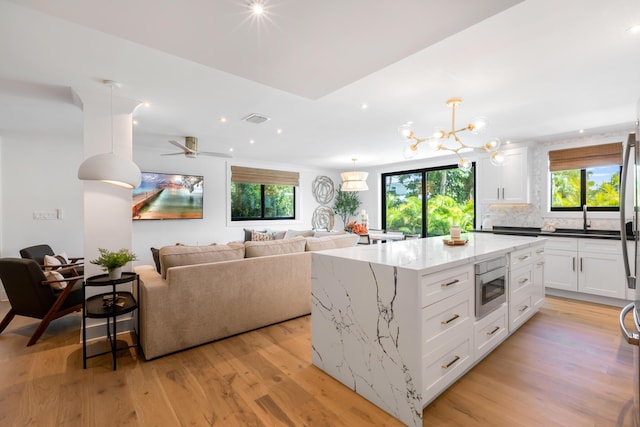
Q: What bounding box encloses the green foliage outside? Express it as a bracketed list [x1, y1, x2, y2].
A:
[333, 185, 361, 227]
[231, 183, 294, 219]
[551, 167, 620, 208]
[385, 167, 475, 237]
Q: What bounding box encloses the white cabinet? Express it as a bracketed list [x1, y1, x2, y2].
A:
[544, 238, 578, 291]
[473, 303, 508, 360]
[544, 237, 626, 299]
[478, 147, 529, 204]
[421, 264, 474, 405]
[508, 244, 544, 332]
[578, 239, 625, 299]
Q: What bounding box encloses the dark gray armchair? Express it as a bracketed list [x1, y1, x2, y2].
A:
[20, 244, 84, 276]
[0, 258, 83, 346]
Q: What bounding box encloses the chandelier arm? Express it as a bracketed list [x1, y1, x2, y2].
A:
[450, 102, 457, 134]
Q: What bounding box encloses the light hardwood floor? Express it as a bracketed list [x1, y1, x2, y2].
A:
[0, 296, 636, 426]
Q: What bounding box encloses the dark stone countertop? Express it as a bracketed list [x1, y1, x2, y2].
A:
[472, 226, 629, 241]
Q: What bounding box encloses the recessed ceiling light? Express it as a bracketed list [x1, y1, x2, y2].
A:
[276, 128, 283, 134]
[229, 148, 234, 152]
[361, 103, 368, 110]
[579, 129, 585, 133]
[505, 140, 511, 145]
[143, 102, 151, 108]
[132, 119, 138, 125]
[249, 139, 255, 144]
[628, 24, 640, 34]
[249, 1, 265, 15]
[220, 117, 227, 123]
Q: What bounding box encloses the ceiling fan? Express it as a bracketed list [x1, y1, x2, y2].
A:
[162, 136, 232, 159]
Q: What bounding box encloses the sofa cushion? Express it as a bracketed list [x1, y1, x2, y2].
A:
[305, 233, 360, 251]
[283, 229, 314, 239]
[313, 230, 347, 237]
[244, 236, 306, 258]
[159, 243, 245, 279]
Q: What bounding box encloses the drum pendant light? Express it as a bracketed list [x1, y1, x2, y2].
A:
[77, 80, 141, 189]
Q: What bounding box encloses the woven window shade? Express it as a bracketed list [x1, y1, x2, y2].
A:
[548, 142, 623, 172]
[231, 166, 299, 186]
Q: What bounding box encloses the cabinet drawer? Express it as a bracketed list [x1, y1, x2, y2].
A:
[510, 247, 534, 269]
[474, 304, 508, 361]
[421, 265, 473, 307]
[532, 245, 545, 259]
[544, 237, 578, 251]
[422, 332, 473, 405]
[510, 266, 533, 298]
[578, 238, 621, 254]
[510, 293, 534, 332]
[422, 290, 473, 354]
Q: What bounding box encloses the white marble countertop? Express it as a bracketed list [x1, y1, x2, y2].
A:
[313, 232, 546, 274]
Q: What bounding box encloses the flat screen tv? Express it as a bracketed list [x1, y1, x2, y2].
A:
[132, 172, 204, 220]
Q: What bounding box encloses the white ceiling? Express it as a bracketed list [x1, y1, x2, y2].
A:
[0, 0, 639, 169]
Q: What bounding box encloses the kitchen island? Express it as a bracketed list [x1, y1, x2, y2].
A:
[311, 233, 545, 427]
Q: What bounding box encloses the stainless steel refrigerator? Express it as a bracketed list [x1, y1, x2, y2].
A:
[620, 97, 640, 426]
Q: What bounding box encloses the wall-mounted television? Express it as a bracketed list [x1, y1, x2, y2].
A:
[132, 172, 204, 220]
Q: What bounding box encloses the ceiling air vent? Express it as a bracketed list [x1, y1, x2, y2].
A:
[242, 113, 271, 124]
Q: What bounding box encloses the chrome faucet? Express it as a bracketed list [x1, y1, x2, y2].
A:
[583, 204, 591, 231]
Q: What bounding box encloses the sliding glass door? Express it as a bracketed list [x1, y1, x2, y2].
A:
[384, 172, 423, 236]
[383, 164, 475, 237]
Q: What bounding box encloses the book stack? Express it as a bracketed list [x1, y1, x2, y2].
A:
[102, 294, 126, 308]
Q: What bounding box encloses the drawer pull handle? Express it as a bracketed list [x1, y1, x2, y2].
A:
[517, 255, 529, 261]
[536, 261, 544, 266]
[487, 326, 500, 336]
[519, 305, 529, 313]
[518, 278, 529, 285]
[535, 249, 544, 254]
[441, 314, 460, 325]
[441, 279, 460, 288]
[441, 355, 461, 370]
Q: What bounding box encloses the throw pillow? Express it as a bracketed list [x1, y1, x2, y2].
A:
[251, 230, 273, 241]
[44, 270, 67, 290]
[266, 229, 287, 240]
[150, 247, 161, 273]
[44, 252, 69, 270]
[244, 228, 267, 242]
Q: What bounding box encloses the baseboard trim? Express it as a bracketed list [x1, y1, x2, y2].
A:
[545, 288, 629, 308]
[83, 317, 136, 343]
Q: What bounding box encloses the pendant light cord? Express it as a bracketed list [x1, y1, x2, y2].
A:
[110, 82, 115, 154]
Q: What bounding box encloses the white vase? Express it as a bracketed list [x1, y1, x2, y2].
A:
[108, 267, 122, 280]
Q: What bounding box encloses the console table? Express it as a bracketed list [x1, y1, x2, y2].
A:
[82, 272, 139, 370]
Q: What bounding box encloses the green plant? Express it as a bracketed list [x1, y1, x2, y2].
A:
[90, 248, 137, 271]
[333, 185, 361, 227]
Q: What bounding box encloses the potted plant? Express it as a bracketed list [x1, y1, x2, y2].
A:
[90, 248, 138, 280]
[333, 184, 361, 229]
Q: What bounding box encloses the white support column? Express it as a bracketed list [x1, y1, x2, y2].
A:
[80, 93, 140, 277]
[79, 89, 140, 340]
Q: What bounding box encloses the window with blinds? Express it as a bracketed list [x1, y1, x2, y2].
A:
[548, 142, 622, 211]
[230, 166, 298, 220]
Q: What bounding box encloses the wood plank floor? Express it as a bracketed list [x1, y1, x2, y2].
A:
[0, 296, 636, 426]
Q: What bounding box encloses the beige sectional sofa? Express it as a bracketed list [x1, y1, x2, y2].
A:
[135, 233, 359, 359]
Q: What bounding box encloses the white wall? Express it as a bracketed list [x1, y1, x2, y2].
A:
[1, 131, 84, 259]
[131, 146, 341, 266]
[0, 131, 341, 271]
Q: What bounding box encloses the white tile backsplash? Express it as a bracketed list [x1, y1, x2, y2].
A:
[481, 131, 629, 232]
